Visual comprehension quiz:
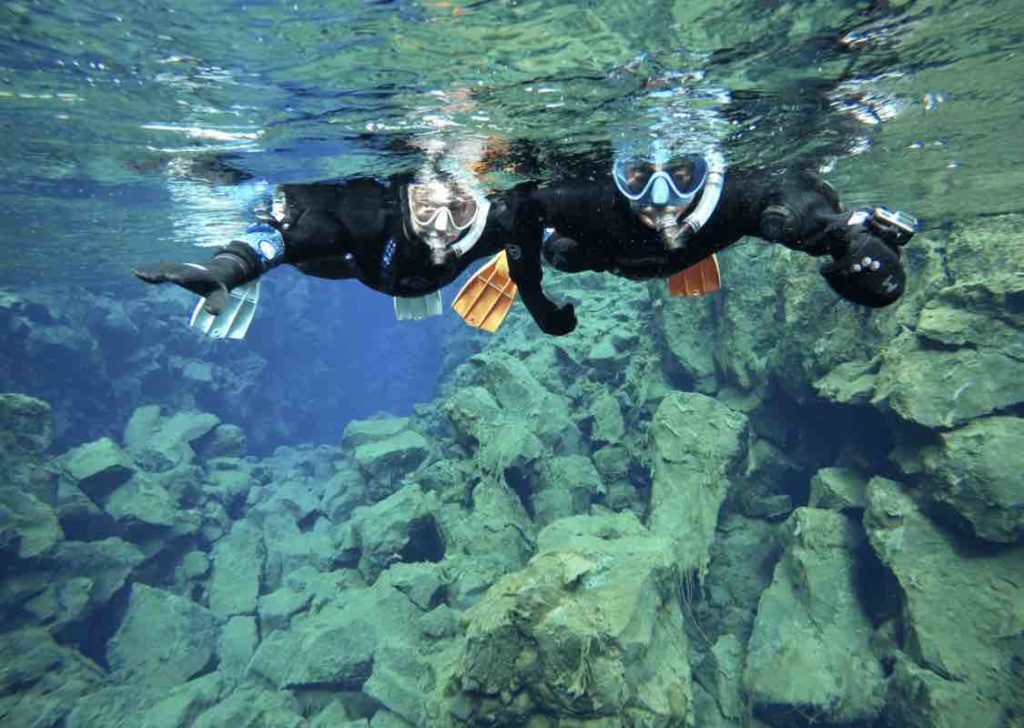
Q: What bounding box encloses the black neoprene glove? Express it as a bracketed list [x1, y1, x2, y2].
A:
[133, 242, 260, 315]
[820, 227, 906, 307]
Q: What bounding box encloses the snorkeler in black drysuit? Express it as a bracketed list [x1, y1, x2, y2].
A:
[134, 162, 575, 335]
[517, 142, 916, 324]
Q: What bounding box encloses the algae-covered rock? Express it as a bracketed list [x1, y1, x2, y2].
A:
[352, 430, 429, 496]
[649, 392, 748, 573]
[436, 479, 534, 608]
[0, 627, 104, 724]
[378, 561, 446, 611]
[346, 484, 443, 582]
[454, 513, 691, 725]
[343, 417, 412, 449]
[138, 673, 229, 728]
[873, 338, 1024, 428]
[217, 615, 259, 681]
[863, 477, 1024, 727]
[701, 514, 782, 643]
[584, 391, 626, 445]
[911, 416, 1024, 542]
[363, 644, 434, 727]
[207, 520, 265, 616]
[248, 581, 420, 691]
[104, 475, 201, 540]
[532, 454, 605, 526]
[808, 466, 868, 512]
[61, 437, 135, 503]
[694, 634, 746, 721]
[195, 424, 246, 459]
[657, 292, 719, 393]
[107, 584, 223, 687]
[191, 686, 304, 728]
[0, 392, 52, 455]
[744, 508, 885, 724]
[257, 586, 312, 633]
[0, 486, 63, 559]
[123, 406, 220, 472]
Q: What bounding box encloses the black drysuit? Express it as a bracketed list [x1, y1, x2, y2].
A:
[530, 167, 909, 310]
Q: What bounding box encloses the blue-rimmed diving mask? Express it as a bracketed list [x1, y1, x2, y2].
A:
[613, 153, 709, 210]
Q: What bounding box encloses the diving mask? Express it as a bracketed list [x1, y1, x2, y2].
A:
[408, 181, 480, 239]
[613, 154, 709, 209]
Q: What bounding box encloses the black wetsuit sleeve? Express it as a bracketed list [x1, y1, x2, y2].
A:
[500, 184, 576, 336]
[730, 167, 909, 307]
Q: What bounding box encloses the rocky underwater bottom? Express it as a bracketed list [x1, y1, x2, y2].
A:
[1, 215, 1023, 728]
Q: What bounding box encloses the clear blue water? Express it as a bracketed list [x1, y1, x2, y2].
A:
[3, 0, 1022, 449]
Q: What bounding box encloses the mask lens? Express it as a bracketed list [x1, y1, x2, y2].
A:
[667, 156, 707, 195]
[448, 196, 479, 229]
[619, 159, 656, 196]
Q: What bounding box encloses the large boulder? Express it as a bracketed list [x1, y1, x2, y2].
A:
[0, 393, 55, 503]
[61, 437, 135, 503]
[0, 487, 62, 560]
[863, 477, 1024, 728]
[248, 580, 420, 691]
[648, 392, 748, 574]
[107, 584, 223, 687]
[435, 479, 534, 608]
[123, 406, 219, 472]
[352, 430, 430, 500]
[0, 392, 52, 456]
[808, 466, 868, 512]
[137, 673, 229, 728]
[0, 627, 104, 726]
[902, 416, 1024, 542]
[191, 686, 304, 728]
[532, 454, 605, 526]
[744, 508, 885, 724]
[207, 520, 265, 616]
[453, 513, 692, 726]
[342, 417, 412, 449]
[344, 484, 444, 583]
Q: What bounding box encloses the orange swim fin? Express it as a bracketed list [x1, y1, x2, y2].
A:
[667, 254, 722, 297]
[452, 251, 518, 333]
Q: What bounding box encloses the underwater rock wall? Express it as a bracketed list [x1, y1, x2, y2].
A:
[1, 216, 1022, 727]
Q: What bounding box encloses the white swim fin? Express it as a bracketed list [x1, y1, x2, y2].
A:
[394, 291, 443, 321]
[189, 280, 261, 339]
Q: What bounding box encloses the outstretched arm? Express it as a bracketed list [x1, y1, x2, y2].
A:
[743, 168, 915, 307]
[499, 184, 577, 336]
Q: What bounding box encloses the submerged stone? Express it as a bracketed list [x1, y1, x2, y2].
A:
[912, 415, 1024, 542]
[61, 437, 135, 503]
[207, 520, 265, 616]
[107, 584, 223, 687]
[808, 466, 869, 512]
[649, 392, 748, 574]
[455, 513, 691, 725]
[863, 477, 1024, 727]
[0, 486, 63, 559]
[342, 417, 411, 449]
[0, 392, 52, 456]
[744, 508, 885, 724]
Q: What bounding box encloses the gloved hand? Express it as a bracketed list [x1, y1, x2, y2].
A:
[532, 301, 577, 336]
[820, 227, 906, 307]
[133, 261, 232, 315]
[134, 241, 261, 316]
